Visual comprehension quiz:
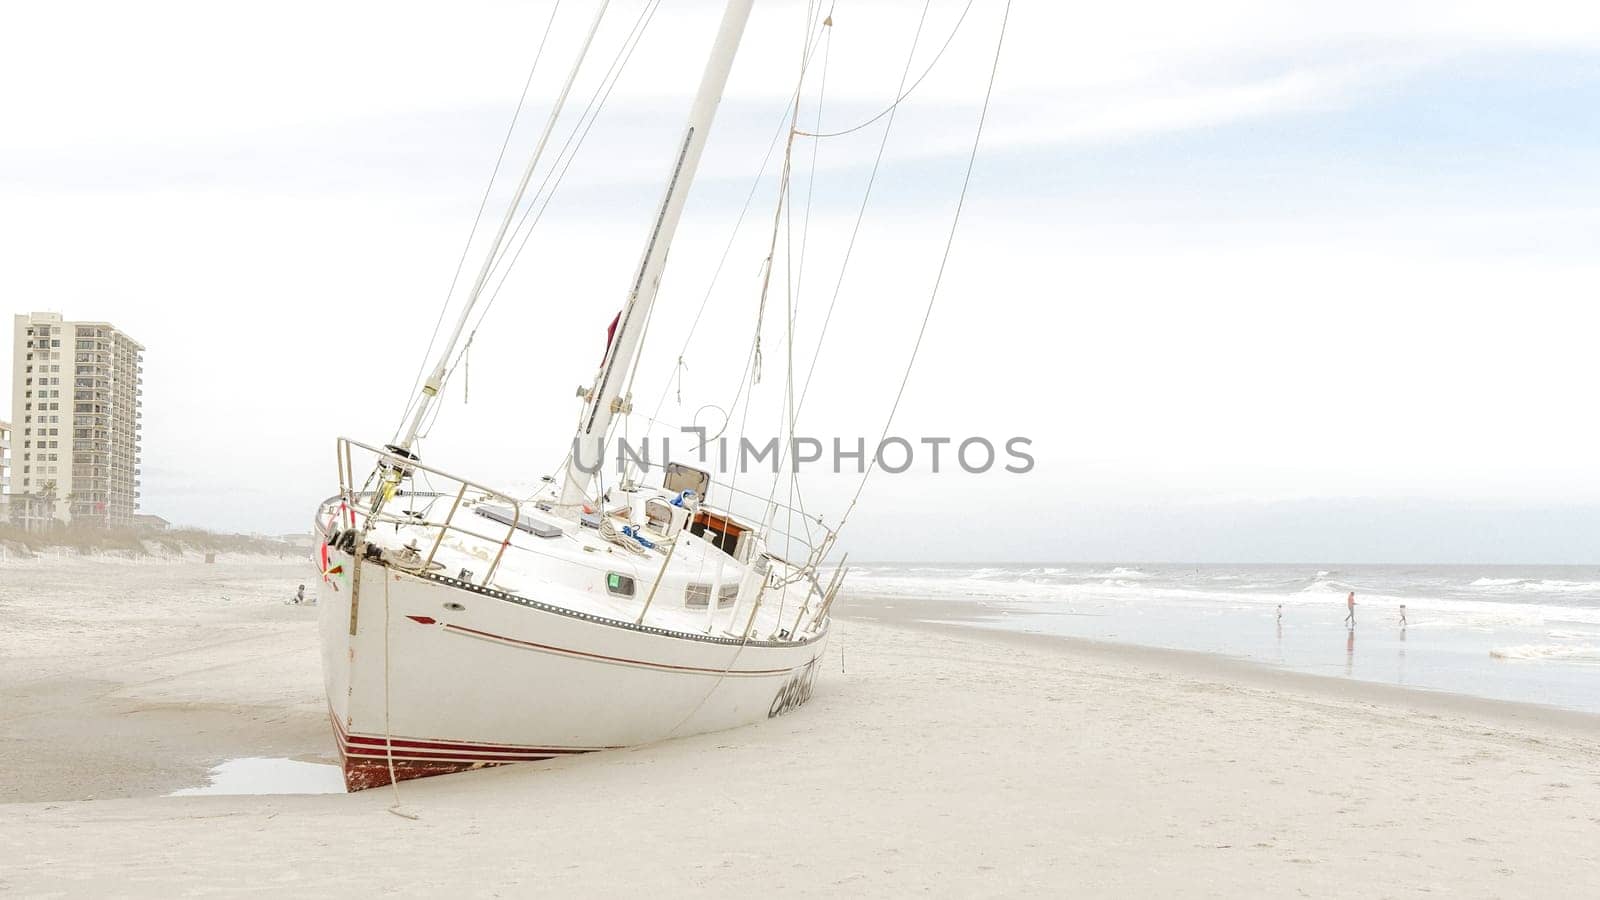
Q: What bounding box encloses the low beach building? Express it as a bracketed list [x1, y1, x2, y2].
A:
[10, 312, 144, 529]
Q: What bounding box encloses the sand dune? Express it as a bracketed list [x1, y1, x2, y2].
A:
[3, 558, 1598, 897]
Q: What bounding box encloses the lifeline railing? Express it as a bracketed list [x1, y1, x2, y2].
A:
[333, 437, 523, 590]
[626, 458, 842, 574]
[327, 437, 846, 638]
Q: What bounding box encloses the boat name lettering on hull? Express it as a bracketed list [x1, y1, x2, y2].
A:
[769, 658, 820, 718]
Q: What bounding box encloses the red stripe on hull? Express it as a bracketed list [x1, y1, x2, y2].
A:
[443, 623, 796, 676]
[342, 746, 561, 764]
[328, 709, 599, 792]
[342, 732, 603, 755]
[343, 756, 508, 793]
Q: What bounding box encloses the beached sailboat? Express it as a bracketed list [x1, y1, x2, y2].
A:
[315, 0, 839, 792]
[314, 0, 1003, 791]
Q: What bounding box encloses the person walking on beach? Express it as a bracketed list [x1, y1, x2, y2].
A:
[1344, 591, 1356, 627]
[294, 584, 306, 605]
[1398, 603, 1407, 627]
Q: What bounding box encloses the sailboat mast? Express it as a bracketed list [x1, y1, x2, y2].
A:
[561, 0, 757, 505]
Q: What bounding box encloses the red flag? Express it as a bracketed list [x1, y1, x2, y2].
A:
[602, 311, 621, 364]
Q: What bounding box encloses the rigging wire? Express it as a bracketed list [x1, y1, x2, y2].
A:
[659, 0, 832, 660]
[793, 0, 978, 140]
[409, 0, 620, 450]
[770, 1, 835, 623]
[415, 0, 664, 443]
[758, 0, 931, 506]
[394, 0, 566, 442]
[774, 7, 816, 608]
[780, 5, 834, 555]
[787, 0, 933, 432]
[556, 2, 831, 506]
[791, 6, 833, 314]
[638, 11, 834, 439]
[682, 0, 831, 606]
[746, 1, 835, 400]
[474, 0, 664, 315]
[778, 2, 841, 557]
[765, 0, 934, 630]
[477, 0, 668, 496]
[831, 0, 1011, 540]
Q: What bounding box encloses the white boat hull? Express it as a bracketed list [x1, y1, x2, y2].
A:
[317, 544, 827, 791]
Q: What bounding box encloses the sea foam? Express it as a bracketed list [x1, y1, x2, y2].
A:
[1489, 645, 1600, 663]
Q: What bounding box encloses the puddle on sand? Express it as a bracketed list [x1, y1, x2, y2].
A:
[169, 757, 346, 796]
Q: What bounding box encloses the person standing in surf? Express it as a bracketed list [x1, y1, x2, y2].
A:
[1344, 591, 1356, 627]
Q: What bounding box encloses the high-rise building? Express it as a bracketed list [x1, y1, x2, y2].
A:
[10, 312, 144, 529]
[0, 418, 10, 524]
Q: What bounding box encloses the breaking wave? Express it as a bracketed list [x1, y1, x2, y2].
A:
[1301, 579, 1357, 594]
[1091, 567, 1150, 579]
[1489, 644, 1600, 663]
[1469, 577, 1600, 594]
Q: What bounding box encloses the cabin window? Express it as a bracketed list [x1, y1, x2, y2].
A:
[684, 582, 738, 609]
[607, 572, 636, 597]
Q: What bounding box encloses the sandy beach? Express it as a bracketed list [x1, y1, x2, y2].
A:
[3, 557, 1599, 897]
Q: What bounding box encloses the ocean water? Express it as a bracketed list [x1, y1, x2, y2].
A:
[845, 564, 1600, 714]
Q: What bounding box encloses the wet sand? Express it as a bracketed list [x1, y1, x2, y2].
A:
[0, 555, 329, 802]
[3, 557, 1599, 896]
[840, 591, 1600, 735]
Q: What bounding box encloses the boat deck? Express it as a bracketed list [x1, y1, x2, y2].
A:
[345, 496, 825, 642]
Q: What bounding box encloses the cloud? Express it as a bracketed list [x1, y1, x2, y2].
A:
[3, 1, 1599, 561]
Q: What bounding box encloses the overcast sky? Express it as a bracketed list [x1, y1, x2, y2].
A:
[2, 1, 1597, 562]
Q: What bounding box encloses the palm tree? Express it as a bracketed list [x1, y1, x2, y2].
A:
[30, 479, 59, 531]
